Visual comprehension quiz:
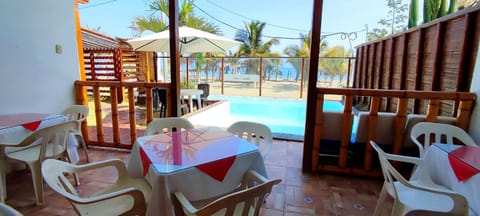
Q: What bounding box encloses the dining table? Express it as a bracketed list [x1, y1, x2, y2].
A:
[0, 113, 79, 202]
[411, 143, 480, 215]
[127, 126, 267, 216]
[180, 89, 204, 112]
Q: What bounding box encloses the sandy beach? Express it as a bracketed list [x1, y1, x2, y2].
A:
[206, 79, 346, 100]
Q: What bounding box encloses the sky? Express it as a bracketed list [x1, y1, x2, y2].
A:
[79, 0, 401, 55]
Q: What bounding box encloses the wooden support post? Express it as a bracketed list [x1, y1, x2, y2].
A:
[110, 87, 120, 145]
[300, 57, 305, 98]
[364, 96, 380, 170]
[338, 95, 353, 169]
[392, 98, 408, 154]
[186, 57, 189, 87]
[128, 87, 137, 144]
[431, 23, 445, 91]
[456, 100, 474, 130]
[146, 87, 153, 124]
[221, 57, 225, 95]
[302, 0, 324, 172]
[259, 57, 263, 96]
[93, 86, 104, 144]
[426, 99, 440, 122]
[75, 83, 89, 142]
[312, 93, 324, 172]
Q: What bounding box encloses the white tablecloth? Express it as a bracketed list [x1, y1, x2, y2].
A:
[127, 128, 267, 216]
[0, 114, 79, 200]
[412, 144, 479, 215]
[0, 114, 80, 165]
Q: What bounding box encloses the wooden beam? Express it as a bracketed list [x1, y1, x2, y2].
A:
[431, 23, 445, 91]
[302, 0, 324, 172]
[74, 0, 88, 106]
[413, 29, 425, 113]
[457, 14, 474, 90]
[377, 40, 385, 89]
[400, 34, 408, 90]
[169, 0, 180, 117]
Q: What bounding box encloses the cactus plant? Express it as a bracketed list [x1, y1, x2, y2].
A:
[448, 0, 457, 13]
[408, 0, 419, 28]
[422, 0, 457, 23]
[440, 0, 448, 16]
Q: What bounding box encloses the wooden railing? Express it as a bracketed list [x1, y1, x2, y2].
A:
[308, 88, 476, 176]
[75, 80, 172, 149]
[354, 6, 480, 97]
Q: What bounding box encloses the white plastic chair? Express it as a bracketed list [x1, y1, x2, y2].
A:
[410, 122, 478, 157]
[62, 105, 90, 162]
[144, 117, 194, 136]
[2, 121, 77, 205]
[0, 202, 23, 216]
[370, 141, 469, 216]
[172, 170, 280, 216]
[227, 121, 273, 158]
[42, 158, 151, 216]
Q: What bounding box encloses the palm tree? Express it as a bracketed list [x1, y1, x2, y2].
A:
[235, 21, 279, 57]
[261, 53, 281, 81]
[283, 32, 312, 81]
[319, 46, 351, 86]
[234, 21, 279, 75]
[131, 0, 221, 36]
[130, 0, 221, 84]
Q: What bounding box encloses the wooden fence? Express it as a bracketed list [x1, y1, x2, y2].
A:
[75, 80, 172, 149]
[353, 6, 480, 116]
[304, 87, 476, 176]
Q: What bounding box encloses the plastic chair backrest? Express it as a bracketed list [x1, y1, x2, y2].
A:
[42, 158, 149, 216]
[410, 122, 477, 156]
[370, 141, 469, 216]
[62, 105, 89, 133]
[227, 121, 273, 157]
[16, 120, 77, 160]
[145, 117, 194, 136]
[153, 88, 168, 117]
[370, 141, 405, 199]
[173, 170, 280, 216]
[197, 83, 210, 99]
[41, 159, 80, 200]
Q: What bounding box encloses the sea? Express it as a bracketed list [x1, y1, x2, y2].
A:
[157, 59, 349, 82]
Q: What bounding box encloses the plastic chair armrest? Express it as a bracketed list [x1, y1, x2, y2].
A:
[173, 191, 198, 214]
[242, 170, 268, 185]
[75, 187, 145, 205]
[384, 152, 424, 166]
[410, 134, 426, 156]
[404, 182, 469, 214]
[75, 159, 129, 176]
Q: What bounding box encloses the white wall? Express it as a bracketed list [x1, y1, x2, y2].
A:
[468, 45, 480, 144]
[0, 0, 79, 114]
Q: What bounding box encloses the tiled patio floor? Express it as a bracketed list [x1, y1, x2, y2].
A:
[3, 138, 391, 215]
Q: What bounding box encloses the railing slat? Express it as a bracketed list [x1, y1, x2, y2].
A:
[128, 87, 137, 144]
[363, 97, 380, 170]
[339, 95, 353, 169]
[393, 98, 408, 154]
[110, 87, 120, 145]
[426, 99, 440, 122]
[93, 86, 104, 143]
[312, 93, 325, 172]
[75, 80, 171, 149]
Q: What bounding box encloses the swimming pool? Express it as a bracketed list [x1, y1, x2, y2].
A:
[189, 95, 345, 138]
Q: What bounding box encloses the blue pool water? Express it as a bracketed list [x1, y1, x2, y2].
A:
[208, 95, 345, 137]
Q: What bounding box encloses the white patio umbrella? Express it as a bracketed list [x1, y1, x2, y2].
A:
[127, 26, 241, 53]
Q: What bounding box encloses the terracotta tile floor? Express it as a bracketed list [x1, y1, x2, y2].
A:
[3, 139, 391, 215]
